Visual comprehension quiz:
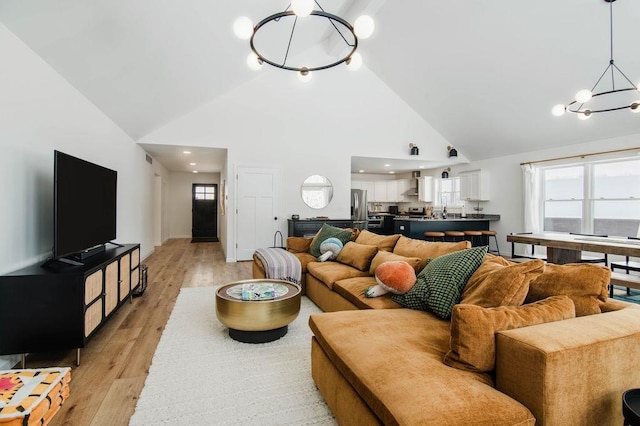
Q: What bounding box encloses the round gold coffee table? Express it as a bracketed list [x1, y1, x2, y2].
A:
[215, 279, 302, 343]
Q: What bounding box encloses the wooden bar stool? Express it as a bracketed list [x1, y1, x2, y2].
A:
[444, 231, 465, 242]
[463, 230, 483, 247]
[424, 231, 445, 242]
[481, 230, 500, 254]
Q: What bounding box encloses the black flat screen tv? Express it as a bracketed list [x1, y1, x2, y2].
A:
[53, 150, 117, 259]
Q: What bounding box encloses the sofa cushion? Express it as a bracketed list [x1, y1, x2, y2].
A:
[444, 296, 576, 373]
[333, 277, 403, 310]
[392, 236, 471, 270]
[525, 263, 610, 316]
[307, 261, 369, 290]
[310, 224, 354, 257]
[335, 242, 378, 271]
[354, 230, 400, 252]
[293, 252, 317, 273]
[391, 246, 487, 319]
[368, 250, 421, 275]
[309, 309, 536, 425]
[286, 237, 313, 253]
[461, 257, 545, 307]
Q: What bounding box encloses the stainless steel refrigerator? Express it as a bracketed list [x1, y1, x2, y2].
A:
[351, 189, 367, 222]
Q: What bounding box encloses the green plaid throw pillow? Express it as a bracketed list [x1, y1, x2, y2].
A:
[392, 246, 487, 319]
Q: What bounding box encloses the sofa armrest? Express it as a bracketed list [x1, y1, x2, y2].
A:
[287, 237, 313, 254]
[495, 307, 640, 425]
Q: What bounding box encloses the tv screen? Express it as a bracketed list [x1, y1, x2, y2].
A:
[54, 150, 117, 259]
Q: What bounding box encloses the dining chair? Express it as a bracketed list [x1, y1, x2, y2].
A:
[569, 232, 608, 266]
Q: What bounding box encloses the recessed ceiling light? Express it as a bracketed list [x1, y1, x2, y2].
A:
[190, 162, 196, 166]
[389, 171, 395, 174]
[384, 164, 391, 167]
[359, 170, 365, 173]
[192, 170, 198, 174]
[183, 151, 191, 154]
[419, 165, 425, 169]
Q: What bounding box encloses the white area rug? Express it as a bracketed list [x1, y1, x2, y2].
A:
[129, 287, 336, 426]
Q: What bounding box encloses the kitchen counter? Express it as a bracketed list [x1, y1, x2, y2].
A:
[393, 215, 500, 240]
[394, 214, 500, 222]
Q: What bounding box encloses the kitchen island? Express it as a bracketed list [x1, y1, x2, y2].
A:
[393, 215, 500, 242]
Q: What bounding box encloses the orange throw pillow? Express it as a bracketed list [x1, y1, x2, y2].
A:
[444, 296, 576, 372]
[461, 257, 545, 307]
[525, 263, 610, 316]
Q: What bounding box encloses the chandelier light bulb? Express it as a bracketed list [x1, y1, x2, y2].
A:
[575, 89, 592, 104]
[345, 52, 363, 71]
[578, 110, 592, 120]
[298, 68, 312, 82]
[631, 102, 640, 113]
[551, 104, 566, 117]
[291, 0, 314, 17]
[233, 16, 254, 40]
[354, 15, 375, 39]
[246, 52, 263, 71]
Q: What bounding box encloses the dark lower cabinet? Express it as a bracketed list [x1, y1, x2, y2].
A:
[0, 244, 140, 363]
[288, 219, 366, 237]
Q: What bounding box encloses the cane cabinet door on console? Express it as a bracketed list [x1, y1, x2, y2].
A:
[84, 270, 103, 338]
[105, 261, 119, 316]
[119, 254, 131, 302]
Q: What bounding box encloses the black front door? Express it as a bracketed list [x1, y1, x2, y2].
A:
[192, 184, 218, 242]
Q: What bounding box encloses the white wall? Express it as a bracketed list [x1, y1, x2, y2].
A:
[0, 24, 155, 368]
[167, 172, 220, 238]
[139, 63, 457, 261]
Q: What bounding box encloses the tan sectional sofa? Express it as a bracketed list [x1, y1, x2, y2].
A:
[253, 229, 640, 425]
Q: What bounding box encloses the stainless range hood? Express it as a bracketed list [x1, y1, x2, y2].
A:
[403, 171, 420, 196]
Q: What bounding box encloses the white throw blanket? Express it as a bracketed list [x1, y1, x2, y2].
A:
[254, 248, 302, 285]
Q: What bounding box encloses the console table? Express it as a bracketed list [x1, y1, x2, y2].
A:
[288, 219, 366, 237]
[0, 244, 140, 365]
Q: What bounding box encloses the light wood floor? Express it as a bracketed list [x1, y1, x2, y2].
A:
[25, 239, 252, 426]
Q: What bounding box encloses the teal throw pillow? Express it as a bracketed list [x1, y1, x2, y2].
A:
[309, 224, 353, 258]
[391, 246, 488, 319]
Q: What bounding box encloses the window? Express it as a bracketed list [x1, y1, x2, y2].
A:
[542, 158, 640, 237]
[434, 177, 462, 207]
[194, 185, 215, 200]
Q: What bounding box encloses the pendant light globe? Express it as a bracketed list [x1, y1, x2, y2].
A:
[233, 16, 254, 40]
[291, 0, 315, 17]
[354, 15, 375, 39]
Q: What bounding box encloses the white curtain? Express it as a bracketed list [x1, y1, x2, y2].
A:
[521, 164, 543, 256]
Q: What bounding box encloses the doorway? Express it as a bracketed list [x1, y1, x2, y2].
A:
[236, 166, 280, 261]
[192, 184, 218, 242]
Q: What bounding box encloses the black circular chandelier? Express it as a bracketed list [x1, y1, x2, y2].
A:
[233, 0, 375, 82]
[552, 0, 640, 120]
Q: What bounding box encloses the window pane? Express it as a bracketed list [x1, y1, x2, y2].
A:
[594, 200, 640, 236]
[205, 187, 214, 194]
[544, 200, 582, 232]
[593, 160, 640, 199]
[195, 193, 205, 200]
[544, 166, 583, 200]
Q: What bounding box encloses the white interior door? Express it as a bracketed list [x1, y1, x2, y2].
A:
[236, 166, 279, 261]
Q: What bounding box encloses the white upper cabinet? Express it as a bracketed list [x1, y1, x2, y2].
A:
[459, 171, 490, 201]
[352, 178, 417, 202]
[418, 176, 433, 202]
[374, 181, 388, 202]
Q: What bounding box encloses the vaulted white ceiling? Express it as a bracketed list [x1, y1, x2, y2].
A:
[2, 0, 640, 168]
